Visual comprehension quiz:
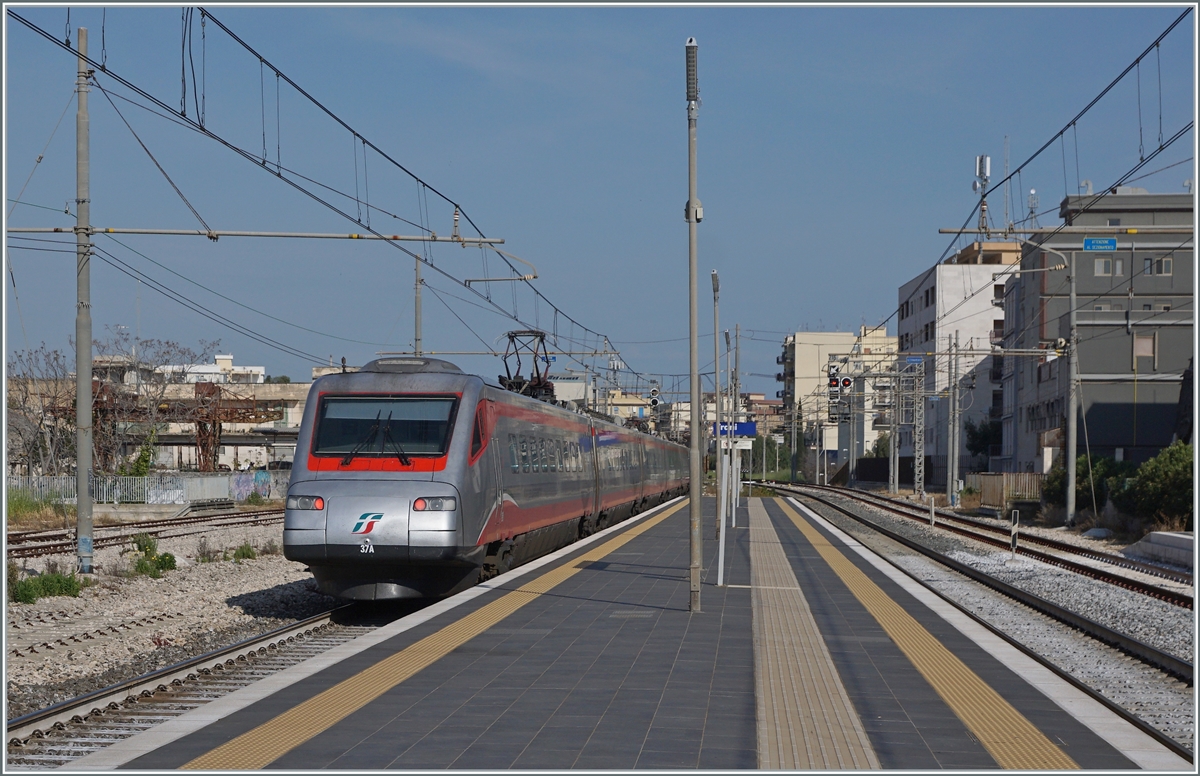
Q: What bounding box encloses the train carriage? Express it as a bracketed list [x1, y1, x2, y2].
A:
[283, 357, 688, 600]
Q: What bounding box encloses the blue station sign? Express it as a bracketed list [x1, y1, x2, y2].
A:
[1083, 237, 1117, 251]
[714, 421, 757, 437]
[906, 356, 924, 364]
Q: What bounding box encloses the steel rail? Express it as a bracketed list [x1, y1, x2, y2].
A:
[775, 486, 1193, 683]
[772, 483, 1192, 607]
[776, 491, 1193, 763]
[7, 510, 285, 559]
[818, 485, 1193, 586]
[6, 605, 350, 746]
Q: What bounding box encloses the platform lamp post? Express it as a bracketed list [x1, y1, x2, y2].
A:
[712, 270, 723, 546]
[685, 37, 703, 612]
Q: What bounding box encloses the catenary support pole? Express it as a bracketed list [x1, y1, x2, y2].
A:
[1067, 251, 1078, 525]
[75, 28, 94, 575]
[685, 38, 702, 612]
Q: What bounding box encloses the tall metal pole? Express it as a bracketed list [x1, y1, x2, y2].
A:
[685, 38, 702, 612]
[724, 330, 733, 531]
[712, 271, 723, 542]
[414, 258, 422, 356]
[733, 324, 741, 516]
[1067, 251, 1078, 525]
[789, 401, 797, 483]
[74, 29, 94, 574]
[947, 332, 958, 504]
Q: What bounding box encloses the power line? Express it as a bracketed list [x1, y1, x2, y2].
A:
[878, 8, 1193, 333]
[8, 9, 628, 379]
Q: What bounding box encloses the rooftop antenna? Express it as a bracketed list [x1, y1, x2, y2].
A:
[973, 155, 990, 236]
[1027, 188, 1039, 228]
[1185, 179, 1194, 194]
[1080, 179, 1093, 196]
[1003, 137, 1011, 231]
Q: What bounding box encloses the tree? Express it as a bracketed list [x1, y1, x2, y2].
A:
[6, 344, 76, 475]
[868, 431, 890, 458]
[964, 418, 1002, 459]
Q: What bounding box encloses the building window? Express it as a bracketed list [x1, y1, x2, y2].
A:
[1107, 218, 1121, 227]
[1114, 258, 1124, 276]
[1094, 257, 1112, 276]
[1134, 332, 1156, 370]
[1158, 304, 1172, 312]
[1144, 257, 1172, 276]
[1093, 303, 1110, 311]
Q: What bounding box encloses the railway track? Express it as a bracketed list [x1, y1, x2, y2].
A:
[5, 605, 368, 769]
[769, 483, 1192, 607]
[773, 484, 1193, 684]
[6, 509, 285, 560]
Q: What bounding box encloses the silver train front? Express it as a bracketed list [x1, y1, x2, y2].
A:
[283, 357, 689, 600]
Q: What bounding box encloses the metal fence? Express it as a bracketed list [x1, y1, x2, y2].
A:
[965, 472, 1045, 508]
[7, 472, 290, 505]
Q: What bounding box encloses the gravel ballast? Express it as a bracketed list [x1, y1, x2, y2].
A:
[6, 524, 338, 720]
[792, 491, 1194, 753]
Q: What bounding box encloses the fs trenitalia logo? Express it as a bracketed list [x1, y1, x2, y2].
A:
[351, 513, 384, 534]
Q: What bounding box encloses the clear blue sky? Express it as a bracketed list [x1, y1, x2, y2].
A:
[5, 5, 1195, 398]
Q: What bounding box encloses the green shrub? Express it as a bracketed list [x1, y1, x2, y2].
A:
[156, 552, 177, 572]
[134, 555, 162, 579]
[9, 571, 83, 603]
[245, 491, 266, 506]
[261, 538, 281, 556]
[233, 543, 257, 561]
[1114, 442, 1194, 528]
[1043, 455, 1137, 513]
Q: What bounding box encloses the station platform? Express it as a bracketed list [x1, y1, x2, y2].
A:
[75, 496, 1189, 770]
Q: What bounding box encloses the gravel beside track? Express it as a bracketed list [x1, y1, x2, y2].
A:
[6, 524, 339, 720]
[790, 491, 1195, 753]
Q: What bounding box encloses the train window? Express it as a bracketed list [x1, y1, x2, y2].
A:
[508, 434, 520, 473]
[470, 408, 486, 460]
[314, 396, 457, 457]
[519, 435, 530, 473]
[541, 438, 550, 472]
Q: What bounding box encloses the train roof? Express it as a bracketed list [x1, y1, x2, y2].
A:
[360, 357, 464, 374]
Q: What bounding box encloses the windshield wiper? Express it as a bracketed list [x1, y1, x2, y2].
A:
[341, 411, 382, 465]
[380, 411, 412, 465]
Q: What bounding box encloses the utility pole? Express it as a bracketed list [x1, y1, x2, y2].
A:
[914, 359, 926, 497]
[789, 402, 797, 483]
[74, 28, 94, 575]
[947, 332, 959, 504]
[889, 363, 899, 494]
[1067, 251, 1078, 525]
[724, 330, 733, 529]
[685, 37, 702, 613]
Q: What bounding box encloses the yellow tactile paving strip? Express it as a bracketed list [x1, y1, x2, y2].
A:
[776, 498, 1079, 770]
[182, 500, 687, 771]
[749, 499, 880, 770]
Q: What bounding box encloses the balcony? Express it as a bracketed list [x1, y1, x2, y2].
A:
[776, 355, 786, 365]
[988, 329, 1004, 346]
[988, 405, 1003, 420]
[775, 373, 785, 382]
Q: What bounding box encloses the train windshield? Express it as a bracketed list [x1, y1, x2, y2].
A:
[314, 396, 458, 457]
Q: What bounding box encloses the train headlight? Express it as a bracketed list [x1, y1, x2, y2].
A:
[287, 495, 325, 510]
[412, 497, 456, 512]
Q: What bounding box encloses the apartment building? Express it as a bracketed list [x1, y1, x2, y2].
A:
[1000, 189, 1193, 472]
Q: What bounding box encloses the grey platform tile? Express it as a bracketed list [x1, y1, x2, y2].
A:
[573, 752, 640, 770]
[511, 748, 583, 769]
[530, 725, 596, 749]
[698, 747, 758, 769]
[636, 748, 701, 768]
[542, 713, 604, 730]
[449, 743, 527, 769]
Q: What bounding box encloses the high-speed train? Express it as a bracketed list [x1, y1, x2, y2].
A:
[283, 357, 689, 600]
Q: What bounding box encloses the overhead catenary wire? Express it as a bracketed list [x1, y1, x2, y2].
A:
[9, 9, 623, 380]
[876, 7, 1192, 334]
[91, 243, 328, 364]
